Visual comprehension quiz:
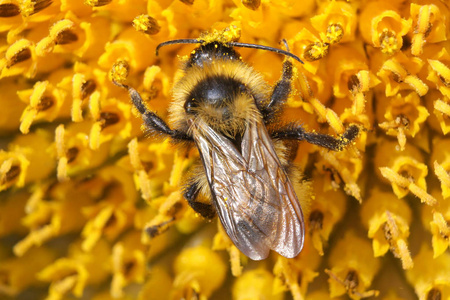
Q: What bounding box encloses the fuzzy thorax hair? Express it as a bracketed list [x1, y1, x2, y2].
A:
[168, 58, 270, 136]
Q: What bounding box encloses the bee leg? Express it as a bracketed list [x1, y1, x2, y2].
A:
[261, 60, 293, 122]
[271, 123, 359, 151]
[126, 85, 193, 141]
[184, 181, 216, 219]
[261, 40, 294, 122]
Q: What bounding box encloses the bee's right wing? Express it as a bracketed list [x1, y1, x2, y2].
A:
[190, 118, 305, 260]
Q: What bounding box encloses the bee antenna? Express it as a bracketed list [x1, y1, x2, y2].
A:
[156, 39, 204, 55]
[228, 41, 304, 64]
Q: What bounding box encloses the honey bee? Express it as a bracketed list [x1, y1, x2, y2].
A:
[116, 35, 359, 260]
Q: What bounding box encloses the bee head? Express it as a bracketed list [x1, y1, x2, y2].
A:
[183, 75, 255, 136]
[186, 42, 241, 68]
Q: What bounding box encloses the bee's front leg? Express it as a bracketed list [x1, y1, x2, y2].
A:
[184, 181, 216, 219]
[261, 59, 293, 122]
[271, 123, 359, 151]
[125, 85, 193, 142]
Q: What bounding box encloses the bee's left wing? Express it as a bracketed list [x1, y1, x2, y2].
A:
[190, 117, 305, 260]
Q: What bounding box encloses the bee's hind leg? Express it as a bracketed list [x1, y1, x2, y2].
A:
[271, 123, 359, 151]
[125, 85, 193, 142]
[184, 181, 216, 219]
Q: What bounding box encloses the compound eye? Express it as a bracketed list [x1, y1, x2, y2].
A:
[184, 98, 198, 114]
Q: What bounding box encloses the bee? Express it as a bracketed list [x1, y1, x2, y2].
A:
[116, 34, 359, 260]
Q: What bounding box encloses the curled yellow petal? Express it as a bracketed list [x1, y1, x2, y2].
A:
[406, 244, 450, 300]
[428, 59, 450, 98]
[379, 167, 437, 206]
[361, 189, 413, 269]
[0, 39, 36, 78]
[327, 231, 380, 299]
[233, 269, 282, 300]
[410, 3, 448, 56]
[172, 246, 227, 299]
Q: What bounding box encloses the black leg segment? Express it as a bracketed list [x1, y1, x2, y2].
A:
[183, 181, 216, 219]
[267, 60, 293, 110]
[261, 60, 293, 122]
[261, 40, 295, 122]
[127, 86, 193, 141]
[271, 123, 359, 151]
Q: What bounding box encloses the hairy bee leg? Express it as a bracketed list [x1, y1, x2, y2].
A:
[261, 40, 294, 121]
[127, 86, 193, 141]
[184, 181, 216, 219]
[261, 60, 293, 121]
[267, 60, 293, 109]
[271, 124, 359, 151]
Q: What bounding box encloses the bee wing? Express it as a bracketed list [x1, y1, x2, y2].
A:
[191, 118, 305, 260]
